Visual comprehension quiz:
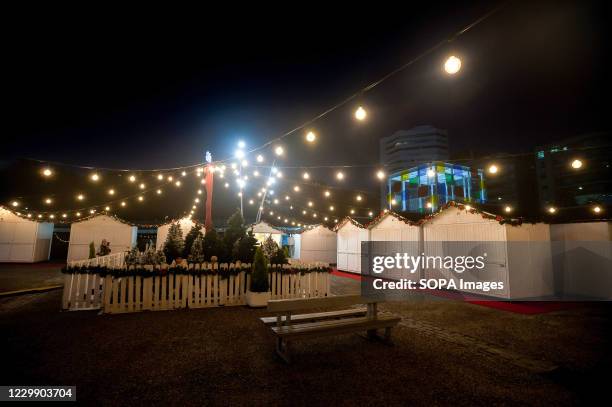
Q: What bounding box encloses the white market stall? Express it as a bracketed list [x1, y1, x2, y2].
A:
[336, 217, 369, 274]
[422, 204, 553, 299]
[156, 217, 205, 250]
[551, 221, 612, 299]
[368, 211, 422, 280]
[299, 224, 336, 264]
[0, 207, 53, 262]
[67, 215, 137, 262]
[251, 221, 283, 246]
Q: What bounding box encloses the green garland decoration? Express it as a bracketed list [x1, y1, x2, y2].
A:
[62, 264, 332, 279]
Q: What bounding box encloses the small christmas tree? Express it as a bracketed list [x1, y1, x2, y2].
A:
[202, 228, 224, 261]
[261, 235, 279, 259]
[233, 230, 258, 263]
[88, 241, 96, 259]
[188, 235, 205, 263]
[270, 246, 288, 265]
[223, 210, 246, 258]
[250, 246, 269, 292]
[163, 223, 185, 263]
[183, 224, 204, 258]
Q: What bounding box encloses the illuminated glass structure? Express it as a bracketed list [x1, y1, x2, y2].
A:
[386, 162, 486, 212]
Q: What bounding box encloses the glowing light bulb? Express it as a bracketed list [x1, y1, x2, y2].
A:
[303, 172, 310, 180]
[293, 186, 300, 192]
[427, 169, 435, 177]
[571, 159, 583, 169]
[76, 212, 81, 216]
[336, 171, 344, 180]
[488, 164, 499, 174]
[90, 173, 100, 181]
[465, 205, 472, 211]
[444, 55, 461, 74]
[350, 209, 355, 214]
[354, 106, 367, 121]
[175, 181, 181, 187]
[138, 196, 144, 202]
[356, 195, 362, 201]
[249, 199, 254, 205]
[275, 146, 284, 156]
[77, 194, 84, 201]
[120, 202, 126, 207]
[368, 211, 373, 217]
[62, 213, 67, 218]
[505, 206, 512, 213]
[105, 206, 110, 211]
[329, 206, 334, 211]
[593, 206, 602, 213]
[548, 207, 556, 214]
[324, 191, 330, 197]
[376, 170, 385, 180]
[139, 183, 146, 189]
[308, 201, 313, 207]
[11, 201, 19, 207]
[256, 155, 264, 163]
[181, 171, 187, 176]
[157, 174, 164, 180]
[45, 198, 52, 204]
[224, 182, 229, 188]
[156, 189, 162, 195]
[306, 131, 316, 143]
[42, 168, 53, 177]
[426, 202, 432, 208]
[108, 189, 115, 195]
[167, 176, 173, 182]
[235, 150, 245, 159]
[129, 175, 136, 182]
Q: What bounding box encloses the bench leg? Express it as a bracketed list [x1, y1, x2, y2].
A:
[383, 326, 393, 345]
[276, 337, 291, 364]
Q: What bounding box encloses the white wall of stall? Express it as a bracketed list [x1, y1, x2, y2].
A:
[423, 207, 553, 299]
[67, 215, 137, 262]
[369, 212, 421, 280]
[251, 221, 283, 246]
[0, 207, 53, 262]
[550, 222, 612, 299]
[156, 218, 205, 250]
[336, 218, 369, 274]
[299, 225, 336, 264]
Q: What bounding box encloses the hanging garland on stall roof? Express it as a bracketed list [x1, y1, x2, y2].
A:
[333, 216, 367, 232]
[62, 264, 332, 279]
[413, 201, 527, 227]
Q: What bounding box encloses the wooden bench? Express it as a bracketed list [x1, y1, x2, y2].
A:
[260, 295, 401, 363]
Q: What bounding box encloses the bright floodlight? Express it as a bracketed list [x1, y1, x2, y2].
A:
[237, 140, 245, 149]
[306, 131, 316, 142]
[235, 150, 245, 159]
[444, 55, 461, 74]
[571, 159, 583, 169]
[354, 106, 367, 121]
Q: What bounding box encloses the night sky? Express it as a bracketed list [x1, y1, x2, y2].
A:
[2, 1, 610, 224]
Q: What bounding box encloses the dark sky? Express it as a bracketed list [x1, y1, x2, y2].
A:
[2, 1, 610, 224]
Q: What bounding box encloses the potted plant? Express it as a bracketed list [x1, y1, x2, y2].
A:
[246, 246, 271, 307]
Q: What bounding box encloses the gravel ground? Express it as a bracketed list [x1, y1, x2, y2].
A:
[0, 276, 610, 406]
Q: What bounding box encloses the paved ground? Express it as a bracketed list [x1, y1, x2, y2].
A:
[0, 274, 610, 406]
[0, 262, 65, 293]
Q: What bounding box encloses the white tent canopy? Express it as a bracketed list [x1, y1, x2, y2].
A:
[156, 218, 205, 251]
[422, 206, 552, 299]
[250, 221, 283, 246]
[299, 224, 336, 264]
[336, 218, 369, 274]
[0, 207, 53, 263]
[67, 215, 137, 262]
[369, 212, 421, 280]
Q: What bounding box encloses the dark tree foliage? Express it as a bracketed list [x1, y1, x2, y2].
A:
[250, 246, 269, 292]
[202, 228, 225, 262]
[223, 209, 246, 258]
[163, 223, 184, 263]
[183, 224, 204, 258]
[233, 230, 258, 263]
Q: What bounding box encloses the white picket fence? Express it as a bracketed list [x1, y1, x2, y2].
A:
[62, 262, 331, 313]
[68, 251, 126, 268]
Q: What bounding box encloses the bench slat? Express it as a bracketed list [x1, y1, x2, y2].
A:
[260, 308, 367, 326]
[267, 295, 378, 313]
[271, 315, 401, 339]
